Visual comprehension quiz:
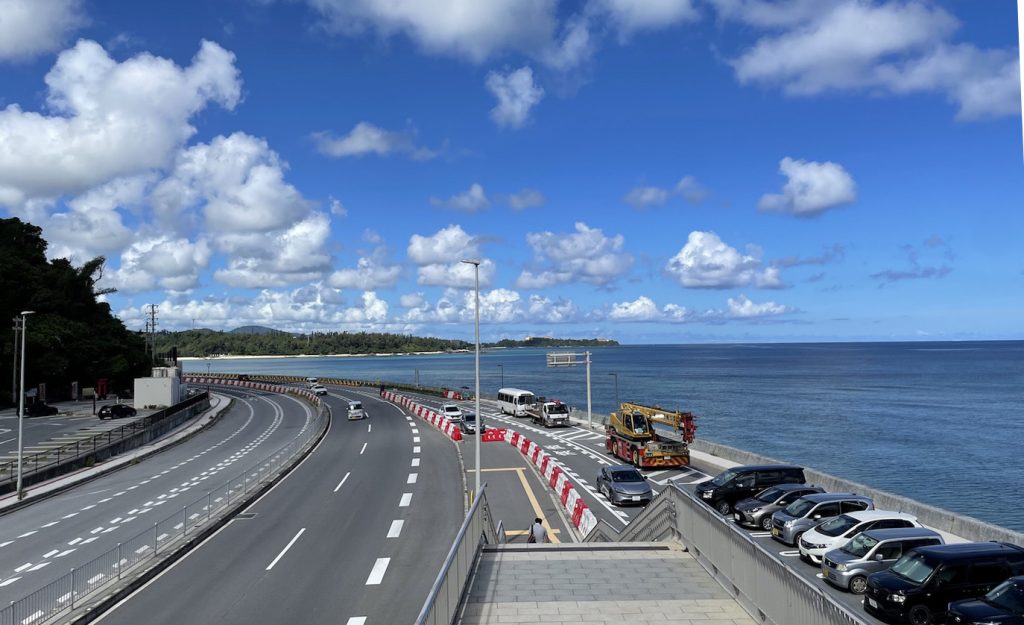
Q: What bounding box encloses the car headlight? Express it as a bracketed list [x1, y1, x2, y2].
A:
[701, 491, 712, 499]
[784, 519, 795, 527]
[748, 507, 761, 513]
[834, 563, 847, 572]
[891, 594, 906, 604]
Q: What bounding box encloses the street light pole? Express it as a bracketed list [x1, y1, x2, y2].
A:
[497, 364, 503, 388]
[585, 351, 592, 430]
[461, 259, 482, 500]
[608, 372, 619, 408]
[16, 310, 35, 500]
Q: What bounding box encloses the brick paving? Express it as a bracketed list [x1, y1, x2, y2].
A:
[459, 543, 755, 625]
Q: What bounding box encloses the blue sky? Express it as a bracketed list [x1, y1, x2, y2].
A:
[0, 0, 1021, 343]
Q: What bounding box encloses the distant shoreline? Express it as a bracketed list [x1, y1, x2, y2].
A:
[177, 350, 460, 361]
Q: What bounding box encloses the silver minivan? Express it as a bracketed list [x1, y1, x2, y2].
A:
[771, 492, 874, 546]
[822, 527, 944, 594]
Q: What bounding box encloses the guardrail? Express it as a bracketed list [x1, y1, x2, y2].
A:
[586, 483, 870, 625]
[0, 382, 330, 625]
[198, 372, 464, 400]
[0, 393, 211, 495]
[415, 487, 498, 625]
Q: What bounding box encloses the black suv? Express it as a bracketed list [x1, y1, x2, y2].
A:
[948, 575, 1024, 624]
[98, 404, 138, 420]
[694, 464, 805, 515]
[864, 542, 1024, 625]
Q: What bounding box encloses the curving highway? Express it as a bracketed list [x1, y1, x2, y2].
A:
[92, 385, 463, 625]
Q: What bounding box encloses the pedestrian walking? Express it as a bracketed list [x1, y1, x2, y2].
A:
[527, 517, 547, 544]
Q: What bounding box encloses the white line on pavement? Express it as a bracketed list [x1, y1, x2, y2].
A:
[407, 473, 418, 484]
[413, 436, 420, 443]
[411, 458, 420, 467]
[368, 423, 372, 433]
[400, 493, 412, 507]
[346, 618, 367, 625]
[387, 520, 404, 538]
[266, 528, 306, 571]
[334, 472, 351, 493]
[365, 558, 390, 585]
[413, 446, 420, 453]
[360, 442, 367, 455]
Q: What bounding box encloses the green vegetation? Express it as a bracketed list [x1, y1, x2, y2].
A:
[486, 337, 619, 348]
[0, 218, 150, 406]
[152, 330, 471, 357]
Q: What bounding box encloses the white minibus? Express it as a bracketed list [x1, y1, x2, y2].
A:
[497, 388, 536, 417]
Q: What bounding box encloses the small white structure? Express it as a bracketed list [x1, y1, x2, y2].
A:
[134, 366, 182, 409]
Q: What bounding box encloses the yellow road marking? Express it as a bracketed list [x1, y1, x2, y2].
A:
[504, 529, 561, 536]
[466, 467, 562, 543]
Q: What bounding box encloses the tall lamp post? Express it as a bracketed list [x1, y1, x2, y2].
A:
[16, 310, 35, 500]
[461, 259, 482, 500]
[497, 364, 503, 388]
[608, 372, 619, 408]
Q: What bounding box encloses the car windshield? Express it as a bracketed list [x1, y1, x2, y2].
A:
[709, 470, 737, 487]
[840, 533, 879, 557]
[817, 514, 858, 537]
[517, 394, 534, 405]
[444, 406, 459, 413]
[890, 552, 934, 584]
[547, 403, 569, 414]
[463, 413, 476, 422]
[984, 580, 1024, 614]
[783, 498, 815, 517]
[612, 470, 644, 482]
[755, 487, 784, 503]
[349, 403, 362, 410]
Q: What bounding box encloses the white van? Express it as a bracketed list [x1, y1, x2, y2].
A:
[305, 377, 318, 388]
[497, 388, 535, 417]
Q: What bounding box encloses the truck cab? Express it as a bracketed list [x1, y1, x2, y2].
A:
[531, 401, 570, 428]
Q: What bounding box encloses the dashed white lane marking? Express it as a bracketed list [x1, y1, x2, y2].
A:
[413, 446, 421, 454]
[90, 527, 104, 534]
[407, 473, 418, 484]
[365, 558, 390, 585]
[42, 549, 59, 558]
[360, 442, 367, 455]
[17, 531, 37, 538]
[14, 563, 32, 573]
[400, 493, 412, 507]
[56, 549, 75, 558]
[68, 538, 82, 545]
[81, 537, 99, 545]
[387, 520, 404, 538]
[368, 423, 372, 433]
[412, 428, 419, 434]
[61, 513, 78, 519]
[413, 436, 420, 443]
[28, 562, 49, 572]
[0, 577, 20, 587]
[411, 458, 420, 467]
[40, 521, 58, 528]
[334, 472, 351, 493]
[346, 618, 367, 625]
[266, 528, 305, 571]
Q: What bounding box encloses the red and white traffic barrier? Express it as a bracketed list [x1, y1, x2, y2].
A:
[379, 390, 463, 442]
[183, 376, 322, 408]
[504, 429, 598, 537]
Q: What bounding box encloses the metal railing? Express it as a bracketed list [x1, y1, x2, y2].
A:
[415, 487, 498, 625]
[0, 387, 330, 625]
[586, 483, 870, 625]
[0, 393, 211, 494]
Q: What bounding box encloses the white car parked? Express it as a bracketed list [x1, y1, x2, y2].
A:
[798, 510, 921, 564]
[441, 403, 463, 421]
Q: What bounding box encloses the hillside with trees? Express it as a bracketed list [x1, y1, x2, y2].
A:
[152, 330, 471, 357]
[0, 218, 150, 406]
[486, 337, 619, 348]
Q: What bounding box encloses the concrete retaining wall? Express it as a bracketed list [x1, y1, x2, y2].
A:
[691, 439, 1024, 547]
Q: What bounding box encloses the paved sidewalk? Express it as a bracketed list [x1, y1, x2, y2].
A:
[459, 543, 754, 625]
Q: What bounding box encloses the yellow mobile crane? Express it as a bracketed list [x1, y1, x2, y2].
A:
[605, 402, 697, 468]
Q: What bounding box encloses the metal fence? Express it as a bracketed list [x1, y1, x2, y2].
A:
[0, 388, 330, 625]
[0, 393, 211, 494]
[415, 487, 498, 625]
[586, 483, 870, 625]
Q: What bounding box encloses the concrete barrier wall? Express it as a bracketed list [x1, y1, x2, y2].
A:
[691, 439, 1024, 547]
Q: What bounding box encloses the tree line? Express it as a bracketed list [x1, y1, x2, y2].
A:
[153, 329, 471, 357]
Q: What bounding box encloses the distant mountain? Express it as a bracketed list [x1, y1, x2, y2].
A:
[230, 325, 281, 335]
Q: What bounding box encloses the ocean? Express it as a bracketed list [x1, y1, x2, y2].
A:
[183, 341, 1024, 532]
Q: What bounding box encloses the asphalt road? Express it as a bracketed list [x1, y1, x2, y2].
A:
[0, 388, 312, 604]
[0, 401, 148, 458]
[94, 385, 464, 625]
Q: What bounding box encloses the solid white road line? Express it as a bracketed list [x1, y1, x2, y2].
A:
[365, 558, 390, 585]
[346, 617, 367, 625]
[266, 528, 306, 571]
[360, 442, 367, 455]
[387, 520, 404, 538]
[334, 472, 351, 493]
[400, 493, 412, 507]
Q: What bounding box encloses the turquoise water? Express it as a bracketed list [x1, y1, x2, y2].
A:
[184, 341, 1024, 531]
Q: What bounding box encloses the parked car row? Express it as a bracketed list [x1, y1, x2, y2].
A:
[699, 464, 1024, 624]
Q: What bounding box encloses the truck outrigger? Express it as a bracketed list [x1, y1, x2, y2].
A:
[605, 402, 697, 468]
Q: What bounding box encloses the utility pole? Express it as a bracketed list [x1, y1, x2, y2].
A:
[10, 317, 19, 404]
[144, 304, 158, 360]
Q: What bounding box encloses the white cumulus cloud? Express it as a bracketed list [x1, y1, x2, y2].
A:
[486, 66, 544, 128]
[327, 251, 402, 290]
[499, 188, 545, 210]
[0, 0, 86, 62]
[624, 175, 709, 209]
[596, 0, 699, 38]
[0, 39, 241, 207]
[407, 224, 494, 287]
[758, 157, 856, 217]
[609, 296, 660, 321]
[312, 121, 437, 160]
[213, 213, 333, 288]
[666, 231, 782, 289]
[726, 294, 794, 318]
[104, 236, 211, 293]
[430, 183, 490, 212]
[517, 222, 633, 288]
[623, 186, 669, 209]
